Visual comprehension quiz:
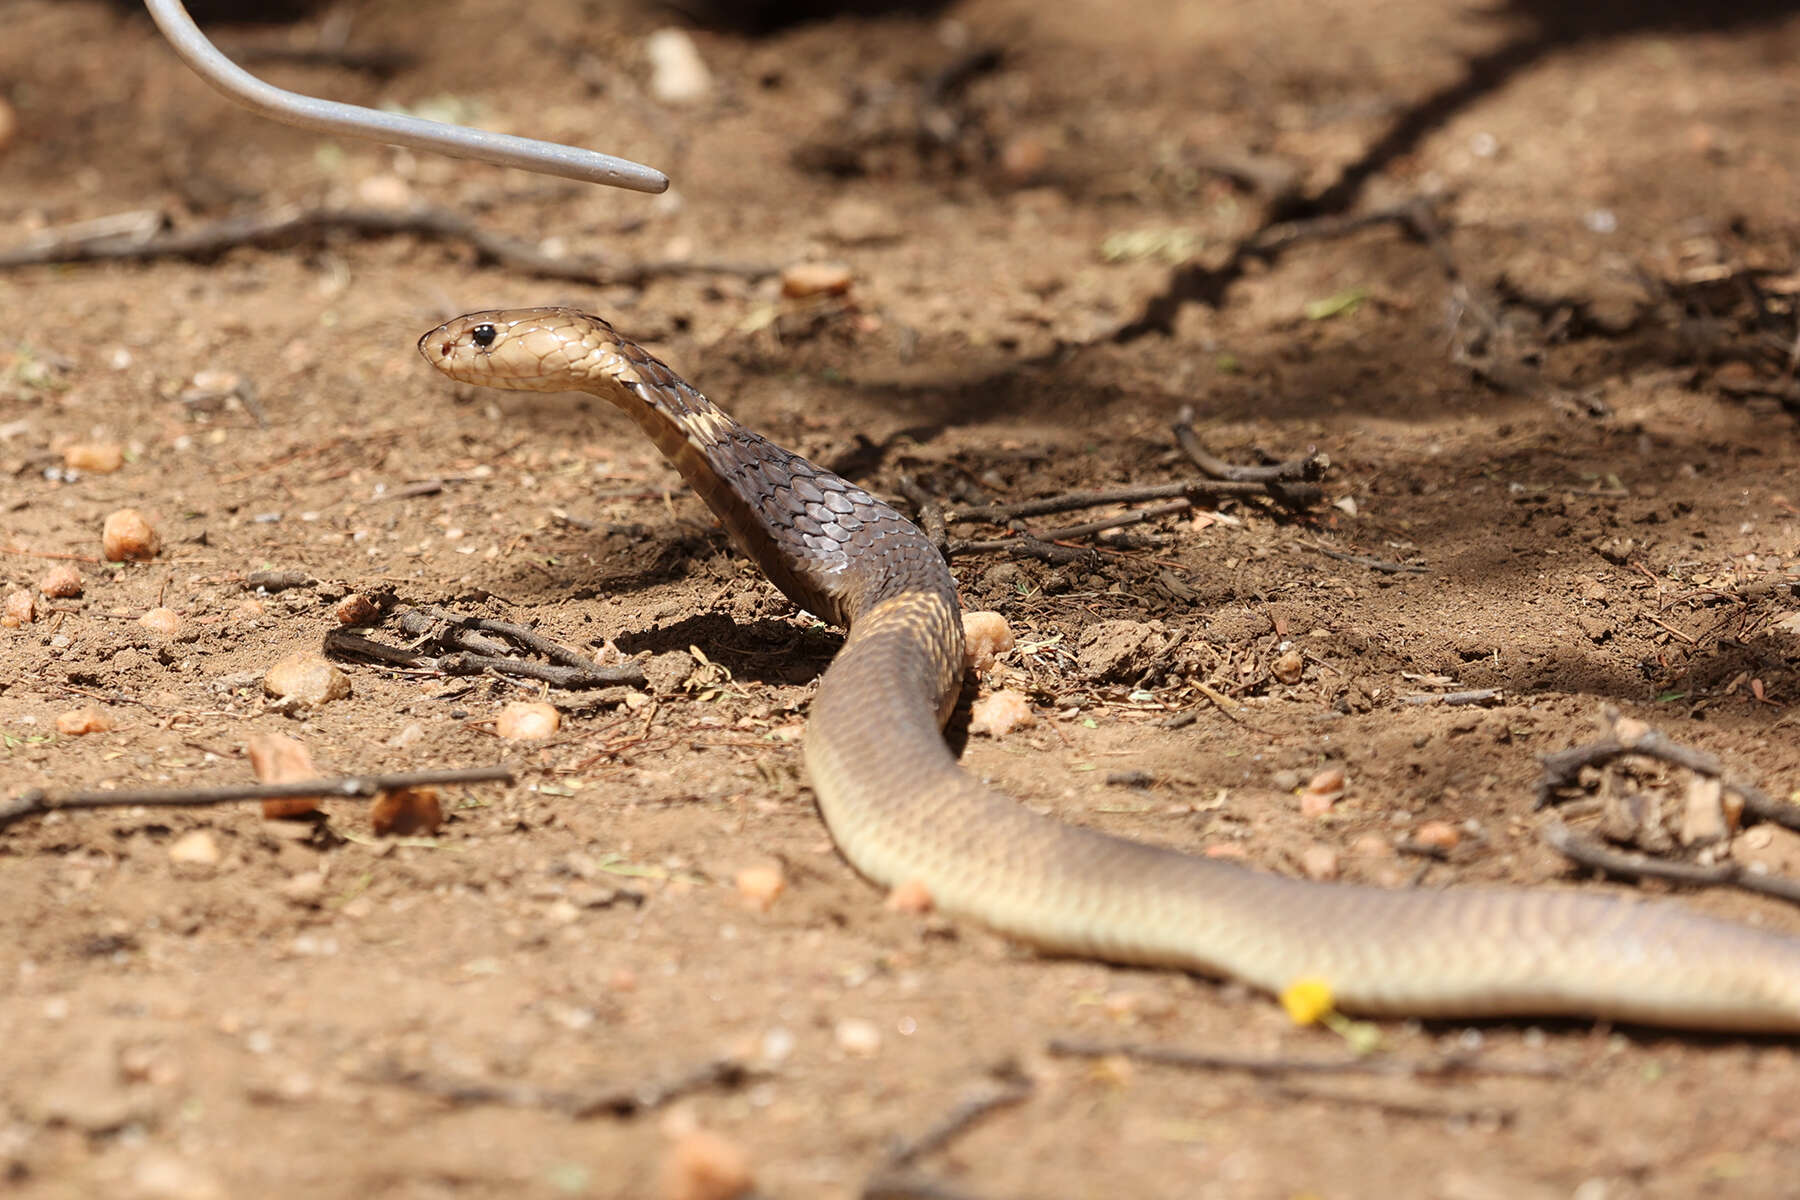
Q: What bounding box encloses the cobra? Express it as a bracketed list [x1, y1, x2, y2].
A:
[420, 306, 1800, 1032]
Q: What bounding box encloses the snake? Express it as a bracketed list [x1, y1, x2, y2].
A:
[420, 305, 1800, 1032]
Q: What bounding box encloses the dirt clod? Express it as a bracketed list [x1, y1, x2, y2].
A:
[495, 700, 559, 740]
[3, 588, 34, 627]
[369, 787, 442, 837]
[1076, 619, 1164, 682]
[63, 442, 123, 473]
[734, 863, 786, 911]
[101, 508, 160, 561]
[263, 651, 351, 708]
[55, 707, 111, 735]
[643, 650, 699, 695]
[138, 607, 182, 636]
[660, 1129, 753, 1200]
[38, 564, 82, 597]
[969, 688, 1034, 736]
[246, 732, 322, 819]
[167, 830, 221, 869]
[780, 261, 853, 298]
[962, 609, 1015, 671]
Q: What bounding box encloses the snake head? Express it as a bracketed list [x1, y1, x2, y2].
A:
[418, 307, 621, 393]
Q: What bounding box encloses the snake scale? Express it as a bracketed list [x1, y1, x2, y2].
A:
[421, 306, 1800, 1031]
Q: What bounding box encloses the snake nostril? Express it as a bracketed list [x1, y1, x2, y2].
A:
[438, 342, 451, 357]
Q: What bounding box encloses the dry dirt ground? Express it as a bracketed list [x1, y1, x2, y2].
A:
[7, 1, 1800, 1197]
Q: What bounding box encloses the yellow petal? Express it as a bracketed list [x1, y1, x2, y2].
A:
[1280, 977, 1336, 1025]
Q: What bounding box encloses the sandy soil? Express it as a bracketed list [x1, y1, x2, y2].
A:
[6, 1, 1800, 1197]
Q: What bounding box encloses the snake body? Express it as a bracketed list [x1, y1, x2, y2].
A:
[421, 306, 1800, 1031]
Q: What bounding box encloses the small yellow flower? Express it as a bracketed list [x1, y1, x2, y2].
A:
[1279, 977, 1336, 1025]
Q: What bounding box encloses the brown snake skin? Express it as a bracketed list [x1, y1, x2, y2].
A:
[421, 306, 1800, 1031]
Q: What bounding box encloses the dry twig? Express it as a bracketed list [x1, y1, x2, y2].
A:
[863, 1066, 1033, 1200]
[1045, 1039, 1562, 1079]
[0, 764, 514, 831]
[1544, 824, 1800, 905]
[0, 206, 778, 288]
[327, 607, 647, 689]
[363, 1056, 748, 1119]
[1536, 727, 1799, 831]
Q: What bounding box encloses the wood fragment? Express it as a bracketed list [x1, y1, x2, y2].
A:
[0, 765, 513, 831]
[0, 205, 778, 288]
[363, 1056, 748, 1119]
[1544, 823, 1800, 906]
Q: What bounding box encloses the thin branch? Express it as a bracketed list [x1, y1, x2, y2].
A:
[327, 609, 647, 689]
[0, 765, 514, 831]
[944, 532, 1095, 564]
[362, 1057, 748, 1119]
[862, 1069, 1033, 1200]
[1302, 540, 1429, 575]
[949, 477, 1315, 524]
[897, 474, 950, 557]
[1045, 1040, 1562, 1079]
[2, 542, 103, 564]
[1171, 415, 1329, 486]
[0, 206, 778, 288]
[1536, 728, 1800, 831]
[1544, 824, 1800, 906]
[1402, 688, 1502, 706]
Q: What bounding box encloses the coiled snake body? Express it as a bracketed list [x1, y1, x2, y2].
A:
[421, 306, 1800, 1031]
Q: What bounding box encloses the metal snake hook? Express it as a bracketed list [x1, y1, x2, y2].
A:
[141, 0, 670, 193]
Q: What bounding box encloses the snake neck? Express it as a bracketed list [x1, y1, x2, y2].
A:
[591, 340, 955, 635]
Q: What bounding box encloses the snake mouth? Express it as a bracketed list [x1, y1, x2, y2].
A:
[416, 325, 453, 360]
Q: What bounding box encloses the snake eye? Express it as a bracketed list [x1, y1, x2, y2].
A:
[470, 323, 498, 349]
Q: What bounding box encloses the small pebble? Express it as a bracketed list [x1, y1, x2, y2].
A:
[101, 508, 160, 561]
[885, 878, 935, 914]
[129, 1153, 228, 1200]
[167, 829, 221, 868]
[646, 28, 713, 105]
[780, 261, 854, 299]
[138, 607, 182, 636]
[3, 588, 34, 627]
[961, 610, 1014, 671]
[38, 564, 82, 597]
[824, 197, 901, 244]
[355, 173, 415, 210]
[1679, 776, 1729, 846]
[369, 787, 443, 837]
[1412, 819, 1460, 850]
[734, 863, 786, 912]
[263, 651, 351, 707]
[279, 871, 327, 905]
[246, 732, 322, 819]
[63, 442, 124, 473]
[56, 707, 112, 735]
[1299, 767, 1346, 817]
[1000, 133, 1050, 181]
[660, 1129, 753, 1200]
[1299, 790, 1336, 818]
[495, 700, 560, 740]
[334, 592, 381, 625]
[1271, 648, 1305, 684]
[1349, 833, 1393, 859]
[968, 689, 1034, 737]
[1299, 843, 1340, 880]
[1203, 842, 1248, 860]
[834, 1017, 882, 1057]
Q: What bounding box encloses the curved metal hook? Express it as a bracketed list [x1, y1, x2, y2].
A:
[142, 0, 669, 193]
